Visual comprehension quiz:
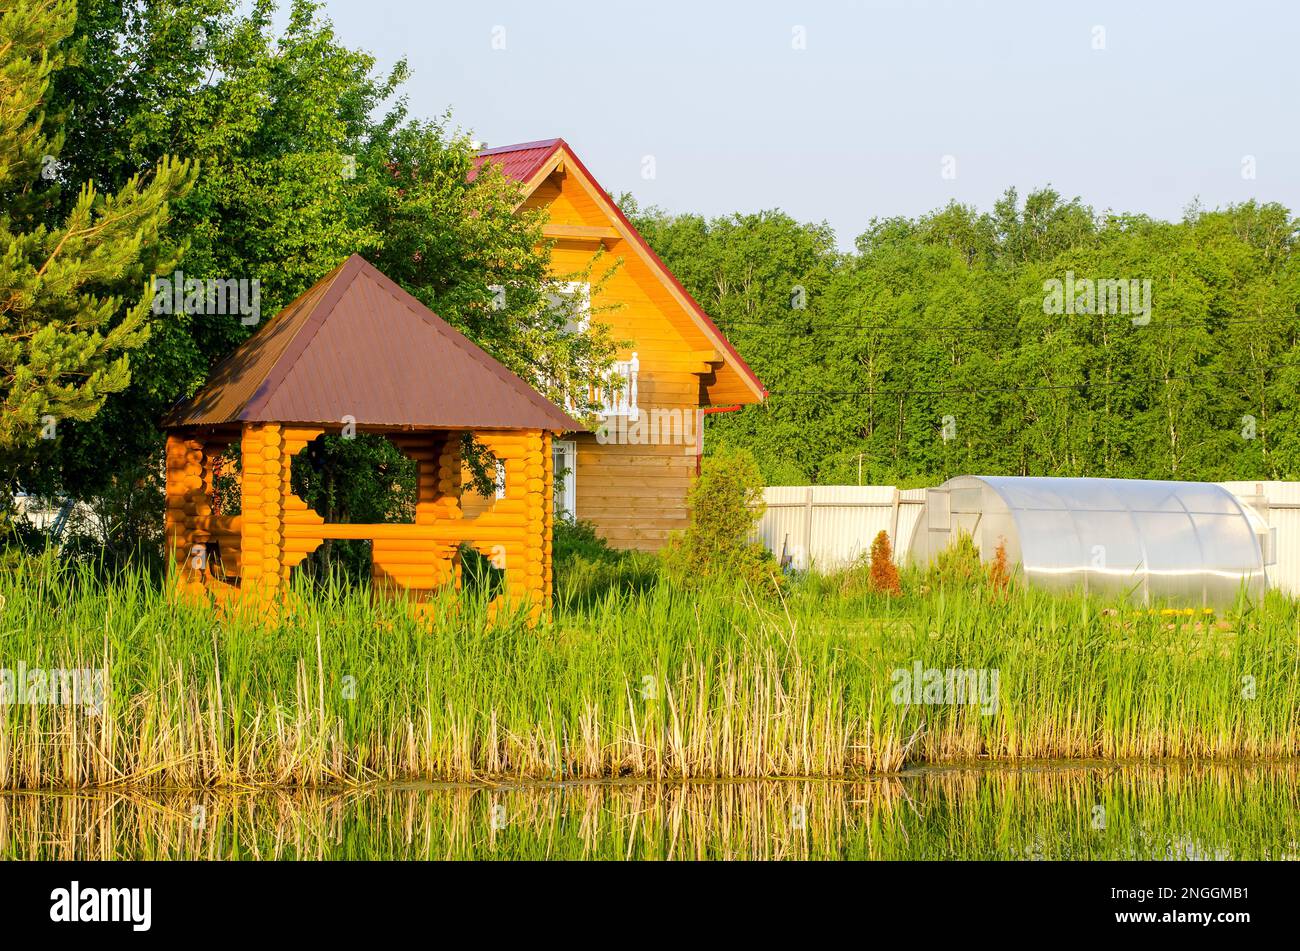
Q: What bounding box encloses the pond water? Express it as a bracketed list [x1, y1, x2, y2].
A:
[2, 761, 1296, 860]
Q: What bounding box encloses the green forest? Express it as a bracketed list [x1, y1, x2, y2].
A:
[626, 194, 1300, 487]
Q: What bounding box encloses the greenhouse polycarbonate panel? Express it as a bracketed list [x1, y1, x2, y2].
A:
[907, 476, 1268, 606]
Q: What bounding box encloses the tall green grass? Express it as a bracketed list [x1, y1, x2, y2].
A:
[0, 555, 1296, 789]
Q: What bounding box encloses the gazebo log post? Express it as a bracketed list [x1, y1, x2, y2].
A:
[523, 430, 546, 623]
[239, 423, 285, 610]
[542, 431, 554, 613]
[165, 432, 208, 598]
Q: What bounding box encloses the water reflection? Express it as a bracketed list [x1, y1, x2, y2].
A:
[2, 762, 1296, 860]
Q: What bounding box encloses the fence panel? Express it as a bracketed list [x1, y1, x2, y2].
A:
[755, 486, 922, 571]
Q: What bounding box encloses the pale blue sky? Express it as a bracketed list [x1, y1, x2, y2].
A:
[310, 0, 1298, 249]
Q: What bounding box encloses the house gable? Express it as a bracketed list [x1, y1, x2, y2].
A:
[474, 139, 766, 407]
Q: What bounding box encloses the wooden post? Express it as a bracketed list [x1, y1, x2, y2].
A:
[165, 433, 208, 598]
[239, 423, 284, 611]
[524, 429, 546, 624]
[437, 430, 464, 593]
[542, 431, 554, 613]
[803, 486, 815, 570]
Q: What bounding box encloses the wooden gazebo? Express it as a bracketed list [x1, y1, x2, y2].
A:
[162, 255, 577, 621]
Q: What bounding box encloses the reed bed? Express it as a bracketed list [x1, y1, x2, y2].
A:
[0, 557, 1297, 789]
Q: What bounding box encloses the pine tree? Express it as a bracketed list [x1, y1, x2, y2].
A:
[0, 0, 195, 457]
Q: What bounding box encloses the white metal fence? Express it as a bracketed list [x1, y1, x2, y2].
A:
[756, 482, 1300, 596]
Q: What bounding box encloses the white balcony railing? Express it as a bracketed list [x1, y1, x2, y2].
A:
[597, 353, 639, 420]
[554, 353, 640, 421]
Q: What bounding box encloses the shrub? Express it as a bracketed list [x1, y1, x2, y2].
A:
[661, 447, 779, 591]
[868, 530, 902, 595]
[554, 518, 618, 564]
[553, 518, 659, 606]
[927, 532, 983, 589]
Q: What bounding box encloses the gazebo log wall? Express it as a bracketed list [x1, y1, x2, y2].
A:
[164, 424, 554, 623]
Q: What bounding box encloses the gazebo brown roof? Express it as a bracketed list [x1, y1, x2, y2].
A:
[164, 254, 578, 432]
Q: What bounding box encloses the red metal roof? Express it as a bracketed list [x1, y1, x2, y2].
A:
[473, 138, 766, 400]
[469, 139, 562, 185]
[164, 255, 578, 432]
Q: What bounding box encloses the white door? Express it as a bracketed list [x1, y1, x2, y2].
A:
[553, 440, 576, 521]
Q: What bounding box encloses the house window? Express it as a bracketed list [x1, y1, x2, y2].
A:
[494, 459, 507, 500]
[540, 282, 590, 413]
[553, 440, 576, 521]
[546, 281, 590, 335]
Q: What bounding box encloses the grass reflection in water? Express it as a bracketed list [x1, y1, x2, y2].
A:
[2, 761, 1296, 861]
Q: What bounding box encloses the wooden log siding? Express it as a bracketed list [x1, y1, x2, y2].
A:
[543, 430, 554, 610]
[238, 423, 282, 605]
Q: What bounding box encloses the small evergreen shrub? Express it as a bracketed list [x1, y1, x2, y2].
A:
[662, 447, 779, 592]
[927, 532, 983, 589]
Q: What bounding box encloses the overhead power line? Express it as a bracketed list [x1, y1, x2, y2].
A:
[764, 360, 1295, 400]
[712, 314, 1293, 337]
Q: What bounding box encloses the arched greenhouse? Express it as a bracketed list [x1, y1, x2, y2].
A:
[907, 476, 1274, 606]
